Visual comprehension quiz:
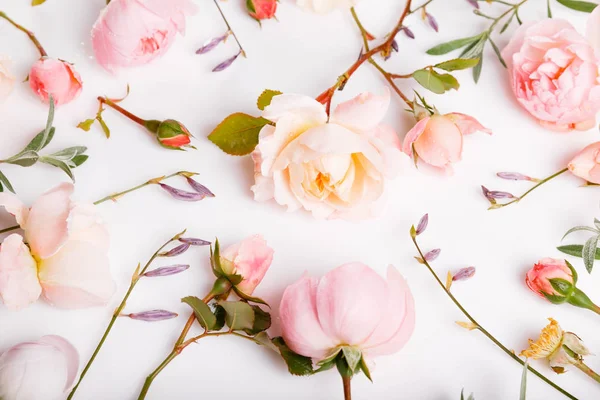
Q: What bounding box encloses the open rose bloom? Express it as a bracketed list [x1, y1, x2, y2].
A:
[251, 89, 404, 220]
[280, 263, 415, 364]
[0, 183, 115, 310]
[502, 10, 600, 131]
[29, 57, 82, 106]
[568, 141, 600, 183]
[220, 235, 274, 295]
[91, 0, 197, 73]
[296, 0, 358, 13]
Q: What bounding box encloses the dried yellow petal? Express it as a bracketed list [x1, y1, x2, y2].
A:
[455, 321, 479, 331]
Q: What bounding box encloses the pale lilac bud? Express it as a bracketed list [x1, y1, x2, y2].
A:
[160, 243, 190, 257]
[486, 190, 516, 199]
[416, 214, 428, 235]
[213, 51, 241, 72]
[452, 267, 476, 281]
[196, 33, 229, 54]
[127, 310, 178, 322]
[159, 184, 207, 201]
[426, 13, 439, 32]
[186, 177, 215, 198]
[467, 0, 479, 9]
[179, 238, 211, 246]
[391, 39, 399, 52]
[143, 264, 190, 277]
[496, 172, 534, 181]
[401, 26, 415, 39]
[424, 248, 441, 261]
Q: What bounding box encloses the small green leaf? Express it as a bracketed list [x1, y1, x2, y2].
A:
[213, 305, 226, 331]
[562, 226, 599, 240]
[436, 72, 460, 91]
[547, 0, 553, 17]
[257, 89, 282, 110]
[341, 347, 362, 373]
[77, 119, 96, 132]
[5, 151, 39, 167]
[472, 57, 483, 83]
[359, 356, 372, 382]
[22, 127, 55, 153]
[271, 337, 314, 376]
[556, 0, 597, 12]
[548, 278, 574, 296]
[520, 361, 528, 400]
[582, 235, 599, 273]
[426, 34, 483, 55]
[71, 155, 89, 167]
[434, 58, 480, 71]
[49, 146, 87, 161]
[489, 38, 507, 68]
[208, 113, 270, 156]
[243, 305, 271, 335]
[97, 114, 110, 138]
[182, 296, 216, 330]
[254, 332, 278, 352]
[218, 300, 255, 330]
[412, 69, 445, 94]
[39, 157, 75, 182]
[0, 171, 15, 193]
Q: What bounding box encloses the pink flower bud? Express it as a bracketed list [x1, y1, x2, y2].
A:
[246, 0, 277, 21]
[568, 142, 600, 184]
[146, 119, 192, 149]
[424, 248, 441, 261]
[29, 58, 82, 106]
[526, 258, 574, 301]
[220, 235, 274, 295]
[415, 214, 428, 235]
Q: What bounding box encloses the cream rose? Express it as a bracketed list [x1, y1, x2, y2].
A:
[251, 89, 403, 220]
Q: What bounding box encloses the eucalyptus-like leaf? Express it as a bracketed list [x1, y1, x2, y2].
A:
[520, 361, 528, 400]
[0, 171, 14, 193]
[561, 226, 599, 240]
[4, 150, 39, 167]
[594, 218, 600, 230]
[489, 38, 507, 68]
[426, 34, 483, 55]
[49, 146, 87, 162]
[557, 244, 600, 260]
[39, 157, 75, 182]
[556, 0, 597, 12]
[434, 58, 480, 71]
[22, 127, 55, 153]
[583, 235, 599, 273]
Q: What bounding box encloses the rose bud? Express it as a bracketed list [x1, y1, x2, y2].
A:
[143, 119, 192, 149]
[568, 142, 600, 184]
[526, 258, 600, 314]
[247, 0, 277, 22]
[220, 235, 274, 295]
[29, 57, 82, 106]
[403, 113, 491, 173]
[0, 335, 79, 400]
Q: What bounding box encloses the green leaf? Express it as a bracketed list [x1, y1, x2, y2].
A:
[426, 34, 483, 55]
[77, 119, 96, 132]
[97, 113, 110, 138]
[41, 96, 55, 149]
[208, 113, 270, 156]
[582, 234, 599, 273]
[436, 72, 460, 91]
[71, 155, 89, 167]
[489, 38, 507, 68]
[243, 305, 271, 335]
[22, 127, 55, 153]
[413, 69, 459, 94]
[32, 0, 47, 5]
[218, 300, 255, 330]
[49, 146, 87, 161]
[556, 0, 597, 12]
[359, 356, 372, 382]
[562, 226, 599, 240]
[257, 89, 282, 111]
[341, 347, 362, 373]
[565, 260, 578, 284]
[211, 240, 225, 277]
[5, 150, 39, 167]
[232, 286, 269, 306]
[520, 361, 528, 400]
[213, 305, 226, 331]
[254, 331, 278, 352]
[472, 57, 483, 83]
[39, 157, 75, 182]
[547, 0, 553, 17]
[0, 171, 14, 193]
[271, 337, 314, 376]
[182, 296, 216, 330]
[548, 278, 574, 296]
[434, 58, 480, 71]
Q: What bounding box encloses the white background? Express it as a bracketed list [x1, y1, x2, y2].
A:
[1, 0, 600, 399]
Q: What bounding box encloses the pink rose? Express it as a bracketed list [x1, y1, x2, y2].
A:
[402, 113, 491, 173]
[29, 58, 82, 106]
[251, 89, 404, 220]
[568, 141, 600, 183]
[0, 183, 115, 310]
[91, 0, 197, 73]
[501, 13, 600, 131]
[247, 0, 277, 20]
[280, 263, 415, 362]
[0, 56, 14, 102]
[526, 258, 574, 300]
[0, 335, 79, 400]
[220, 235, 274, 295]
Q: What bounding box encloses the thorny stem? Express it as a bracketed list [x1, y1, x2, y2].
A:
[97, 97, 147, 127]
[489, 168, 568, 210]
[342, 376, 352, 400]
[410, 234, 577, 400]
[575, 361, 600, 384]
[0, 12, 47, 57]
[212, 0, 246, 57]
[66, 230, 185, 400]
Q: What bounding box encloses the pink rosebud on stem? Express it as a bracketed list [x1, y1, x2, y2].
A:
[246, 0, 277, 21]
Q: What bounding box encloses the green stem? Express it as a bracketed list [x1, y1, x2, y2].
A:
[575, 361, 600, 384]
[0, 12, 47, 57]
[212, 0, 246, 57]
[67, 231, 184, 400]
[411, 234, 577, 400]
[491, 168, 568, 209]
[488, 0, 530, 32]
[350, 7, 370, 51]
[409, 0, 435, 14]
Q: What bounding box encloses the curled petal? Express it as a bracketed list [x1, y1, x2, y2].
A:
[446, 113, 492, 135]
[0, 234, 41, 310]
[330, 88, 391, 133]
[159, 184, 207, 201]
[0, 193, 28, 227]
[186, 177, 215, 197]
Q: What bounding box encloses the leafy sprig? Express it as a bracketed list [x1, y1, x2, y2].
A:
[559, 218, 600, 273]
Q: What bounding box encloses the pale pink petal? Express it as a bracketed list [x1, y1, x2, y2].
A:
[412, 115, 463, 168]
[280, 274, 337, 360]
[0, 193, 28, 227]
[0, 234, 41, 310]
[445, 113, 492, 135]
[25, 183, 73, 259]
[0, 56, 15, 102]
[370, 125, 404, 178]
[568, 141, 600, 183]
[316, 263, 388, 345]
[67, 203, 110, 252]
[574, 118, 597, 131]
[587, 6, 600, 57]
[262, 94, 327, 124]
[38, 335, 80, 391]
[221, 235, 273, 295]
[402, 117, 430, 155]
[330, 88, 390, 132]
[501, 21, 540, 70]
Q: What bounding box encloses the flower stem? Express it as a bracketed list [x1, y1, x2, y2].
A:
[488, 0, 531, 32]
[490, 168, 568, 209]
[0, 12, 47, 57]
[0, 225, 19, 235]
[410, 234, 577, 400]
[342, 376, 352, 400]
[67, 230, 185, 400]
[212, 0, 246, 57]
[98, 97, 147, 127]
[575, 361, 600, 384]
[409, 0, 435, 14]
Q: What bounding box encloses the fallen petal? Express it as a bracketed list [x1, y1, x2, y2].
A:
[159, 184, 207, 202]
[186, 177, 215, 197]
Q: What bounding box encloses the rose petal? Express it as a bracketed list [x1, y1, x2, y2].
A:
[0, 234, 41, 310]
[330, 88, 391, 133]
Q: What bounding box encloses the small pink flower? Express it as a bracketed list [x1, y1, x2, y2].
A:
[501, 13, 600, 132]
[220, 235, 274, 295]
[247, 0, 277, 20]
[0, 56, 15, 102]
[29, 58, 82, 106]
[0, 335, 79, 400]
[91, 0, 197, 73]
[402, 113, 491, 173]
[280, 263, 415, 363]
[0, 183, 115, 310]
[526, 258, 573, 300]
[568, 141, 600, 184]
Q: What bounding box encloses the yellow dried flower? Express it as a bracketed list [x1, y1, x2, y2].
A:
[521, 318, 563, 359]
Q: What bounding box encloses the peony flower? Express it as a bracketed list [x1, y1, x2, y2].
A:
[220, 235, 274, 295]
[0, 183, 115, 310]
[29, 57, 82, 106]
[0, 335, 79, 400]
[0, 56, 14, 102]
[568, 141, 600, 184]
[296, 0, 358, 13]
[526, 258, 574, 300]
[247, 0, 278, 21]
[501, 13, 600, 132]
[91, 0, 197, 73]
[251, 89, 404, 220]
[279, 263, 415, 364]
[402, 113, 491, 173]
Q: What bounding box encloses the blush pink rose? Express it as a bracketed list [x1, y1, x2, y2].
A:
[29, 58, 82, 106]
[91, 0, 197, 73]
[526, 258, 573, 300]
[247, 0, 277, 20]
[251, 89, 404, 220]
[402, 113, 491, 173]
[568, 141, 600, 183]
[0, 56, 15, 102]
[501, 13, 600, 131]
[220, 235, 274, 295]
[280, 263, 415, 362]
[0, 183, 115, 310]
[0, 335, 79, 400]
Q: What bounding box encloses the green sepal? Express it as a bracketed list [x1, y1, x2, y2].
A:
[210, 240, 225, 278]
[541, 291, 567, 304]
[565, 260, 578, 284]
[341, 347, 362, 374]
[271, 336, 314, 376]
[144, 119, 161, 133]
[359, 356, 372, 382]
[548, 278, 574, 297]
[232, 286, 269, 306]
